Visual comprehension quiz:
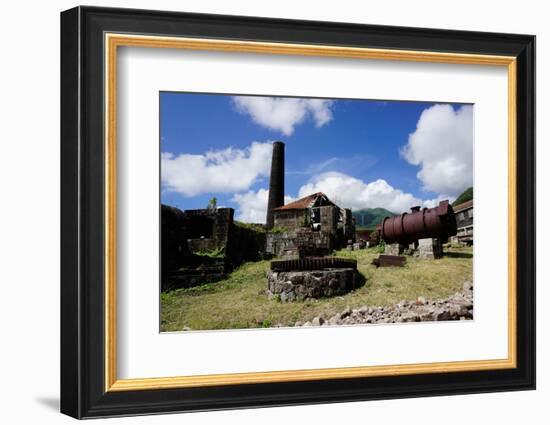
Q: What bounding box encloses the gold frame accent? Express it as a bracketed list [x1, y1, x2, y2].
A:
[104, 33, 518, 392]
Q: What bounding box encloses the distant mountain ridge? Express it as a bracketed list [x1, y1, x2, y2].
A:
[353, 207, 396, 229]
[452, 187, 473, 207]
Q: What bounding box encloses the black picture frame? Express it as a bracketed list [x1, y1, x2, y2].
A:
[61, 5, 535, 419]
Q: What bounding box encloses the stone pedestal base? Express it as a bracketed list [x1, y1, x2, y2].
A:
[385, 243, 406, 256]
[267, 268, 358, 302]
[417, 238, 442, 259]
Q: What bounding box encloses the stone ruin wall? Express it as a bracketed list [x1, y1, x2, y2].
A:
[162, 206, 266, 291]
[269, 205, 353, 257]
[273, 209, 305, 230]
[319, 205, 338, 235]
[266, 228, 334, 258]
[184, 208, 234, 254]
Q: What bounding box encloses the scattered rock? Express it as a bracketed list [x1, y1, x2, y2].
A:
[358, 306, 370, 315]
[416, 296, 427, 305]
[341, 306, 352, 318]
[463, 281, 473, 292]
[312, 316, 325, 326]
[327, 313, 342, 326]
[401, 313, 419, 323]
[435, 309, 451, 321]
[293, 281, 474, 326]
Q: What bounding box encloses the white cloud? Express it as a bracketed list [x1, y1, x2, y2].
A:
[298, 172, 427, 213]
[232, 96, 334, 136]
[401, 104, 473, 197]
[231, 189, 269, 223]
[288, 154, 377, 176]
[232, 189, 294, 223]
[232, 172, 448, 222]
[161, 142, 272, 197]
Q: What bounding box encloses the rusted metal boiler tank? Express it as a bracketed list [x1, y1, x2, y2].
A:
[377, 200, 457, 244]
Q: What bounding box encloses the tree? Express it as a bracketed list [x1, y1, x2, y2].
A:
[207, 197, 217, 210]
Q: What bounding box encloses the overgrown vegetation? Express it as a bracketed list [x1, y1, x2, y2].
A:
[161, 246, 473, 331]
[268, 226, 289, 234]
[234, 221, 265, 231]
[194, 247, 225, 258]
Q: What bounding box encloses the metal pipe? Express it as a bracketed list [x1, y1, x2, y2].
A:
[377, 200, 457, 244]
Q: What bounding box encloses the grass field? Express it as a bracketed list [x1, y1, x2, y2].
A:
[160, 246, 473, 332]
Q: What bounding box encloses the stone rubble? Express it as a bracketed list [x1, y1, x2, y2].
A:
[294, 281, 473, 327]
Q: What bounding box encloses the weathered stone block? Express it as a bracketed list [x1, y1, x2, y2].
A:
[417, 238, 443, 259]
[385, 243, 406, 256]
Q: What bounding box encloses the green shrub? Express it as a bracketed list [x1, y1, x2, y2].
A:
[269, 226, 289, 234]
[195, 247, 225, 258]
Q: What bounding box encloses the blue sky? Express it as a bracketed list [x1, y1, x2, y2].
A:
[160, 92, 473, 223]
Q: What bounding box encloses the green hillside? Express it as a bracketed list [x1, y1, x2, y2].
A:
[353, 208, 396, 229]
[452, 187, 473, 207]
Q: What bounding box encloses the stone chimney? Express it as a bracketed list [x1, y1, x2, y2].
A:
[265, 141, 285, 229]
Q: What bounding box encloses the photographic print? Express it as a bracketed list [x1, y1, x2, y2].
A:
[160, 93, 474, 331]
[61, 8, 535, 417]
